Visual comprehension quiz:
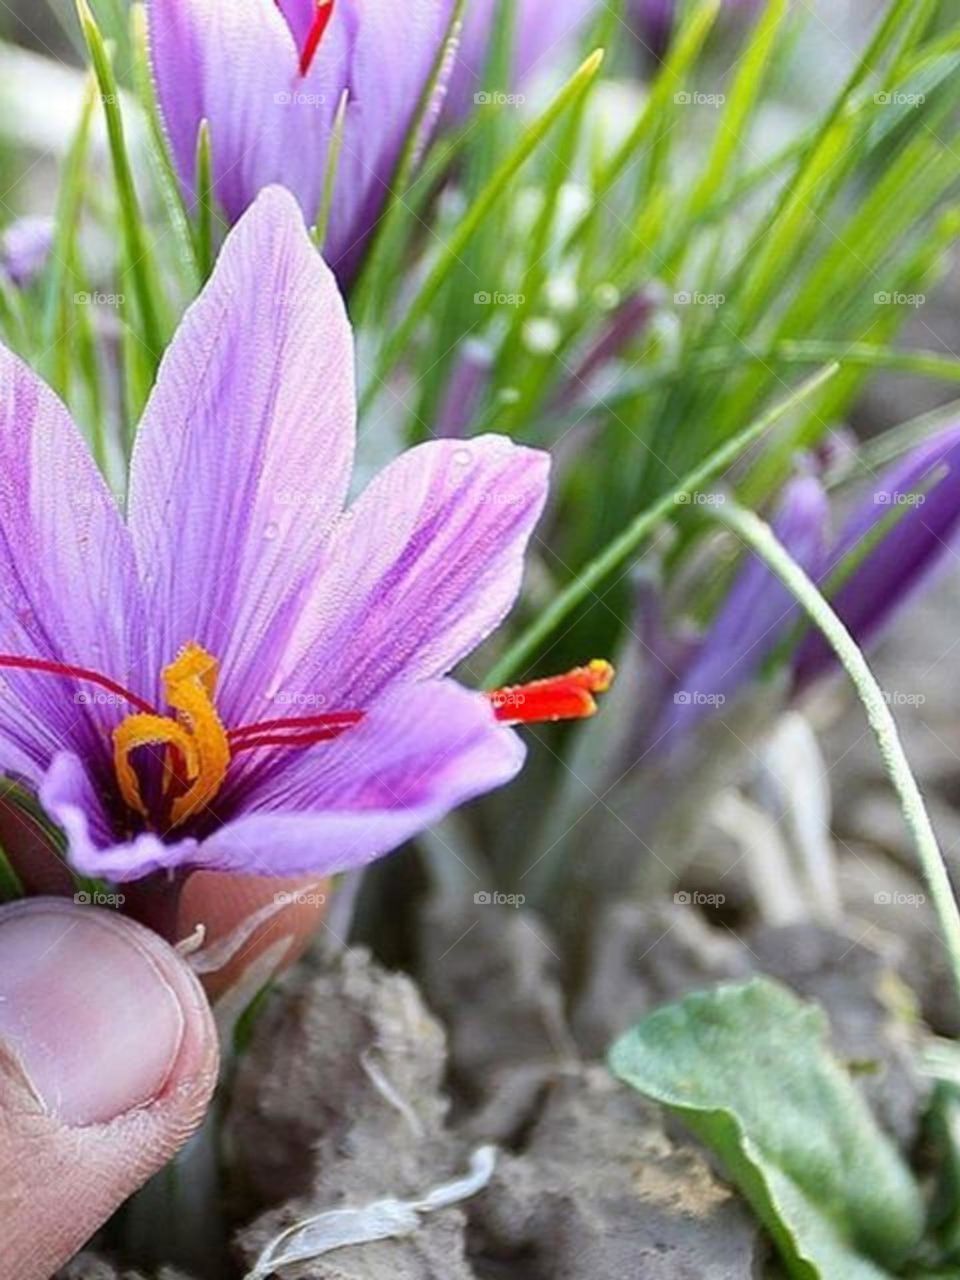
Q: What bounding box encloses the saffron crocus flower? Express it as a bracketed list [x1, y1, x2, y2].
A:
[794, 424, 960, 689]
[0, 216, 54, 290]
[147, 0, 454, 281]
[444, 0, 598, 120]
[0, 186, 611, 885]
[655, 475, 828, 747]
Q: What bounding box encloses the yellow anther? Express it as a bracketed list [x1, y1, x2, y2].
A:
[112, 643, 231, 830]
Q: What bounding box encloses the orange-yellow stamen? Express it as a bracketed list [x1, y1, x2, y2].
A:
[489, 659, 615, 725]
[113, 644, 231, 829]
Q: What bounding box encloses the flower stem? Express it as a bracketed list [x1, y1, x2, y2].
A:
[715, 499, 960, 1011]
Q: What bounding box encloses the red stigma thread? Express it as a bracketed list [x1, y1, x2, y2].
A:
[298, 0, 335, 76]
[0, 654, 158, 715]
[0, 651, 614, 767]
[489, 660, 615, 725]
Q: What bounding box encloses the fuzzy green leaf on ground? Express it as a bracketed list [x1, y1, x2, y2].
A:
[608, 978, 924, 1280]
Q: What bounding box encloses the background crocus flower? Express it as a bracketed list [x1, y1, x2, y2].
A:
[794, 424, 960, 689]
[656, 426, 960, 749]
[0, 186, 554, 884]
[444, 0, 598, 120]
[0, 215, 54, 289]
[655, 474, 829, 748]
[147, 0, 454, 281]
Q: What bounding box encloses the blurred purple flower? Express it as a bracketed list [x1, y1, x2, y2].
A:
[147, 0, 454, 281]
[656, 425, 960, 749]
[655, 475, 828, 748]
[0, 216, 54, 290]
[794, 424, 960, 689]
[445, 0, 598, 119]
[0, 187, 551, 884]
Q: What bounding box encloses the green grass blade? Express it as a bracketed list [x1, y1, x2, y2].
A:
[360, 48, 605, 413]
[312, 88, 349, 253]
[485, 364, 837, 685]
[716, 500, 960, 1014]
[194, 118, 215, 280]
[130, 1, 201, 290]
[76, 0, 168, 370]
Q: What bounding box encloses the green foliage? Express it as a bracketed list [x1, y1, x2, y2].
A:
[610, 979, 926, 1280]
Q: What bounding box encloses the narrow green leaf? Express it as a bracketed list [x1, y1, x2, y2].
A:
[130, 0, 202, 290]
[714, 502, 960, 1010]
[360, 48, 605, 412]
[194, 118, 215, 280]
[40, 72, 98, 397]
[312, 88, 350, 254]
[0, 838, 24, 903]
[484, 364, 837, 685]
[76, 0, 168, 370]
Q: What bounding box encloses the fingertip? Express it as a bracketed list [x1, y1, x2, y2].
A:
[0, 900, 218, 1279]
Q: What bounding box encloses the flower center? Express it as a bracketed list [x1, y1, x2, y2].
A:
[0, 648, 613, 835]
[113, 643, 230, 830]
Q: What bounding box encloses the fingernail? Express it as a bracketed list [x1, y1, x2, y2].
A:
[0, 899, 186, 1126]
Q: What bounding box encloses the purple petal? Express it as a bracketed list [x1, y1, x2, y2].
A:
[0, 346, 145, 778]
[147, 0, 453, 281]
[445, 0, 598, 120]
[127, 186, 355, 725]
[794, 424, 960, 689]
[41, 752, 199, 881]
[147, 0, 304, 218]
[264, 434, 550, 712]
[0, 216, 54, 290]
[320, 0, 455, 278]
[201, 680, 525, 877]
[656, 475, 829, 746]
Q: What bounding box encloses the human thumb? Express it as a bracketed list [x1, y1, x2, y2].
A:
[0, 898, 219, 1279]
